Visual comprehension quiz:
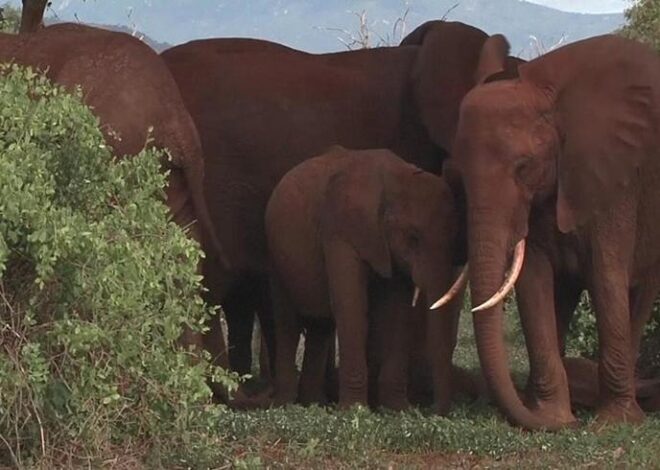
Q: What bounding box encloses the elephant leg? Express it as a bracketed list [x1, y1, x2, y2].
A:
[629, 283, 659, 372]
[376, 281, 412, 412]
[224, 281, 259, 375]
[562, 356, 599, 409]
[589, 226, 644, 425]
[324, 240, 370, 408]
[256, 278, 277, 380]
[590, 282, 644, 424]
[270, 274, 302, 406]
[516, 244, 574, 424]
[257, 330, 271, 380]
[195, 264, 231, 400]
[407, 291, 434, 407]
[427, 284, 463, 416]
[324, 334, 339, 404]
[298, 319, 335, 406]
[271, 274, 302, 406]
[554, 280, 583, 356]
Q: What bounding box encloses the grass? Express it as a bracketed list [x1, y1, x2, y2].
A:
[207, 298, 660, 469]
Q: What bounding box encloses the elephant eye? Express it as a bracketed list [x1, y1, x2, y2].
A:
[514, 155, 537, 186]
[407, 233, 421, 250]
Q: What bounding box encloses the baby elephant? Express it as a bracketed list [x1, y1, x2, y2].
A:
[265, 146, 465, 413]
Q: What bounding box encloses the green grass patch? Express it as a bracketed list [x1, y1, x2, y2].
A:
[214, 297, 660, 469]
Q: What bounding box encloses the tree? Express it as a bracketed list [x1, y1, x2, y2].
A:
[19, 0, 48, 33]
[620, 0, 660, 50]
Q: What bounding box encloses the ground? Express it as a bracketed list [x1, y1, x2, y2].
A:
[204, 298, 660, 469]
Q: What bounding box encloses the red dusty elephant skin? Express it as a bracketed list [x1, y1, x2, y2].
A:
[265, 146, 465, 414]
[453, 33, 660, 430]
[161, 21, 522, 380]
[0, 23, 227, 360]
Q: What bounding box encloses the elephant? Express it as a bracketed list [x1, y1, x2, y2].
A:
[265, 146, 466, 413]
[161, 21, 522, 381]
[0, 24, 227, 358]
[450, 33, 660, 429]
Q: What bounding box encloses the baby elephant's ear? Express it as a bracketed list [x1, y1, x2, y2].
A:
[320, 168, 392, 278]
[520, 36, 660, 233]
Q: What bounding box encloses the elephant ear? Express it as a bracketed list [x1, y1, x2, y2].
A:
[320, 165, 392, 278]
[405, 21, 492, 151]
[483, 56, 525, 84]
[519, 36, 660, 233]
[474, 34, 511, 84]
[442, 159, 467, 265]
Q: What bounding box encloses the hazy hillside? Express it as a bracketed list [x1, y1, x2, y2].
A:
[25, 0, 624, 56]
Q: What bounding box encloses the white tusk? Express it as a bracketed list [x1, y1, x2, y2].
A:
[472, 238, 526, 313]
[430, 264, 469, 310]
[412, 286, 421, 307]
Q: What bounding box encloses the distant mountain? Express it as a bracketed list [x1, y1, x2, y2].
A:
[14, 0, 625, 56]
[45, 19, 173, 52]
[90, 24, 172, 53]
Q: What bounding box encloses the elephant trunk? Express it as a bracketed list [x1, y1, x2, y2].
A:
[468, 213, 556, 430]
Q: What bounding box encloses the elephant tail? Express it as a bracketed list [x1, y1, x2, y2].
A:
[183, 160, 230, 270]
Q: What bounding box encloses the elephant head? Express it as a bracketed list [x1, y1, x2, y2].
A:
[320, 149, 463, 308]
[452, 34, 660, 429]
[401, 21, 524, 154]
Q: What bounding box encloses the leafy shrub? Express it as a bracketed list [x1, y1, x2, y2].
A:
[565, 293, 660, 374]
[565, 293, 598, 359]
[0, 3, 20, 33]
[620, 0, 660, 51]
[0, 64, 234, 467]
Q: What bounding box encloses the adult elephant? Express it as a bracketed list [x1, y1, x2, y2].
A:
[452, 34, 660, 430]
[0, 24, 227, 353]
[161, 21, 522, 378]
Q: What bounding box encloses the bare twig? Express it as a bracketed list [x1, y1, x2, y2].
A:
[318, 2, 413, 50]
[528, 34, 567, 58]
[0, 432, 19, 468]
[441, 3, 460, 21]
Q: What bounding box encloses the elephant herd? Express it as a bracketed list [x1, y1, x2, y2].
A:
[5, 19, 660, 431]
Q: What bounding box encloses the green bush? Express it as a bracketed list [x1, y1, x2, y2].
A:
[0, 64, 235, 467]
[0, 3, 20, 33]
[565, 293, 660, 374]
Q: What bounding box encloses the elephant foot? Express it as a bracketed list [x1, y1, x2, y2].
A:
[451, 366, 489, 402]
[534, 403, 578, 429]
[272, 387, 298, 407]
[338, 393, 369, 411]
[298, 388, 328, 407]
[378, 395, 411, 412]
[377, 381, 410, 412]
[431, 397, 452, 417]
[228, 383, 275, 410]
[594, 399, 645, 428]
[563, 357, 599, 408]
[523, 392, 577, 428]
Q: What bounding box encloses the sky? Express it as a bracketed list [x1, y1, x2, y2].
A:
[527, 0, 629, 13]
[4, 0, 628, 54]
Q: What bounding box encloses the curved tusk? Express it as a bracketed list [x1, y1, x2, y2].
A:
[430, 264, 469, 310]
[412, 286, 421, 307]
[472, 238, 526, 313]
